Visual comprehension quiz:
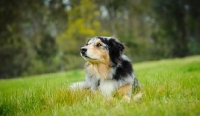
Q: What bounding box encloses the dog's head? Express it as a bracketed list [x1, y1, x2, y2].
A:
[80, 36, 125, 66]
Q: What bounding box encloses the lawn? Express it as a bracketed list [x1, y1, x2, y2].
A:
[0, 56, 200, 116]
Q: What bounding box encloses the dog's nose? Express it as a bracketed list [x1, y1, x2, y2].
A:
[80, 47, 87, 54]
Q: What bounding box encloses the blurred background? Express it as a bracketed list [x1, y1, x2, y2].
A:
[0, 0, 200, 78]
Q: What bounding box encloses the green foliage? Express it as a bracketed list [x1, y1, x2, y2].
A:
[57, 0, 109, 51]
[0, 0, 66, 78]
[57, 0, 110, 70]
[152, 0, 200, 57]
[188, 38, 200, 55]
[0, 56, 200, 115]
[0, 36, 34, 78]
[0, 0, 200, 78]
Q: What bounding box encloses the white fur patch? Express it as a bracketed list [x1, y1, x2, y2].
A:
[99, 79, 118, 97]
[70, 82, 86, 90]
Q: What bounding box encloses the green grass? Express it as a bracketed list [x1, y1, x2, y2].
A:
[0, 56, 200, 116]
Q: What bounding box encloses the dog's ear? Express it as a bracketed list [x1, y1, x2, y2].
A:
[85, 38, 91, 45]
[108, 38, 125, 65]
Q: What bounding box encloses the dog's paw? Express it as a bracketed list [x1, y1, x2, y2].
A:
[133, 92, 143, 101]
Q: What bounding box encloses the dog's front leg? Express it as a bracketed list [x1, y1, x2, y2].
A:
[99, 80, 117, 97]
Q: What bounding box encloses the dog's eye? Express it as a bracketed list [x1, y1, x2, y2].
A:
[96, 43, 102, 47]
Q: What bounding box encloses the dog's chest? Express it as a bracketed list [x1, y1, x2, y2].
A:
[86, 63, 114, 79]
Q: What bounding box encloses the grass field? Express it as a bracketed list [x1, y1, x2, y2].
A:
[0, 56, 200, 116]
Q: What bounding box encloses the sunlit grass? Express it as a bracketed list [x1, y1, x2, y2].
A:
[0, 56, 200, 116]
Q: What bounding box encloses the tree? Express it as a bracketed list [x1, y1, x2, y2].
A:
[0, 0, 67, 78]
[0, 0, 35, 78]
[152, 0, 200, 57]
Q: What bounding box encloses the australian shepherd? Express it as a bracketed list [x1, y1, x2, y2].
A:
[70, 36, 140, 102]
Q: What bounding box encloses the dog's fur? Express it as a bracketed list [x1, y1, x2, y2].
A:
[70, 36, 139, 102]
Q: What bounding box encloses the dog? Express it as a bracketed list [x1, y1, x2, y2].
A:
[70, 36, 140, 102]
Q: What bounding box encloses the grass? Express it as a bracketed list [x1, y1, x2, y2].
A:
[0, 56, 200, 116]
